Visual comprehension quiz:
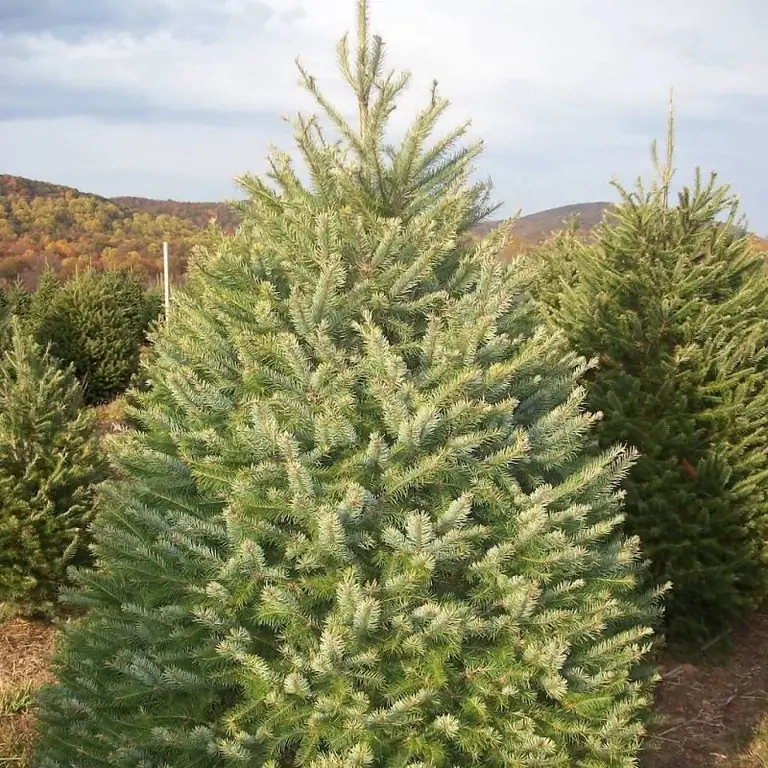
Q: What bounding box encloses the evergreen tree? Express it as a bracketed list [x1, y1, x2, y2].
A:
[38, 268, 149, 404]
[4, 277, 32, 320]
[0, 318, 108, 618]
[34, 4, 663, 766]
[535, 110, 768, 647]
[22, 262, 62, 341]
[141, 286, 165, 338]
[528, 216, 585, 315]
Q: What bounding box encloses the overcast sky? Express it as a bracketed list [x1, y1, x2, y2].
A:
[1, 0, 767, 233]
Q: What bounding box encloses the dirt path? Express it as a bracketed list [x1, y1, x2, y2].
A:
[646, 613, 768, 767]
[0, 617, 57, 766]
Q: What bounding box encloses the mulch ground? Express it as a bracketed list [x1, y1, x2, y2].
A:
[0, 617, 57, 766]
[1, 612, 767, 767]
[645, 612, 768, 767]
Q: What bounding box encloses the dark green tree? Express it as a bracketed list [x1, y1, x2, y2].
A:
[38, 268, 150, 404]
[4, 277, 32, 320]
[0, 318, 108, 618]
[140, 286, 165, 338]
[34, 4, 663, 766]
[535, 109, 768, 648]
[21, 261, 62, 341]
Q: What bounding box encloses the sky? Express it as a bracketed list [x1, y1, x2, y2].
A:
[1, 0, 767, 233]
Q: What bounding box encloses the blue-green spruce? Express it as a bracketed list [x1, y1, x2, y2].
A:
[34, 3, 663, 766]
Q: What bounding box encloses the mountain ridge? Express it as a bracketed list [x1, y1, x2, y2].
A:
[474, 201, 615, 240]
[1, 174, 764, 286]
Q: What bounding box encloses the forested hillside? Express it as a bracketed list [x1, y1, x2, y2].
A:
[109, 196, 240, 231]
[2, 174, 766, 288]
[0, 175, 610, 286]
[0, 175, 237, 288]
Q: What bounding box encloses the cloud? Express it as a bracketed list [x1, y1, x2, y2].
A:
[0, 0, 274, 43]
[0, 0, 169, 42]
[1, 0, 767, 231]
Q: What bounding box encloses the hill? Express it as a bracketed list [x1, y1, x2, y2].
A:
[2, 175, 765, 287]
[482, 202, 768, 262]
[474, 201, 615, 240]
[0, 175, 238, 287]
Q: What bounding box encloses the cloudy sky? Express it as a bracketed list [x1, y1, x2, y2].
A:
[2, 0, 767, 232]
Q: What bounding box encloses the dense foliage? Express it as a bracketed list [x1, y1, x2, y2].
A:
[33, 4, 662, 767]
[0, 318, 108, 618]
[534, 124, 768, 647]
[35, 269, 161, 404]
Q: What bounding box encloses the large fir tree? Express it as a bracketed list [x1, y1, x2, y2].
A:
[34, 4, 663, 766]
[535, 110, 768, 647]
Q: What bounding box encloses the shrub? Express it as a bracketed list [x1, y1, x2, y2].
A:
[534, 119, 768, 647]
[38, 269, 150, 404]
[0, 318, 108, 618]
[33, 4, 663, 766]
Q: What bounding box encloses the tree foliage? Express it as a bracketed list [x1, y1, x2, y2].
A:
[534, 109, 768, 647]
[0, 318, 108, 618]
[37, 269, 157, 404]
[34, 4, 663, 766]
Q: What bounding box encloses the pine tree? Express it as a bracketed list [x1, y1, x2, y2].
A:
[4, 277, 31, 320]
[38, 268, 149, 404]
[535, 107, 768, 647]
[0, 317, 108, 618]
[22, 262, 61, 341]
[34, 4, 663, 766]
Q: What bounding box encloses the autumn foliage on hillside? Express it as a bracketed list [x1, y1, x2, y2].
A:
[3, 174, 764, 291]
[109, 196, 240, 231]
[0, 175, 238, 288]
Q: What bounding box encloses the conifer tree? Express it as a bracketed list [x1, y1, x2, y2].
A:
[4, 277, 31, 320]
[23, 262, 61, 341]
[34, 4, 663, 766]
[38, 268, 149, 404]
[535, 107, 768, 647]
[0, 318, 108, 617]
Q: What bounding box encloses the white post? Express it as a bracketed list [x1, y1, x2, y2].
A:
[162, 241, 170, 320]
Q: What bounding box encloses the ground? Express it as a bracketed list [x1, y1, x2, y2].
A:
[0, 617, 56, 766]
[644, 613, 768, 767]
[1, 613, 767, 766]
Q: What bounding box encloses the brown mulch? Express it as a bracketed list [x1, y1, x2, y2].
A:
[646, 612, 768, 767]
[0, 618, 57, 766]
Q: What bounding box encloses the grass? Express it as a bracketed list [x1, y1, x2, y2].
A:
[0, 618, 57, 767]
[92, 395, 129, 433]
[1, 612, 767, 767]
[738, 716, 768, 766]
